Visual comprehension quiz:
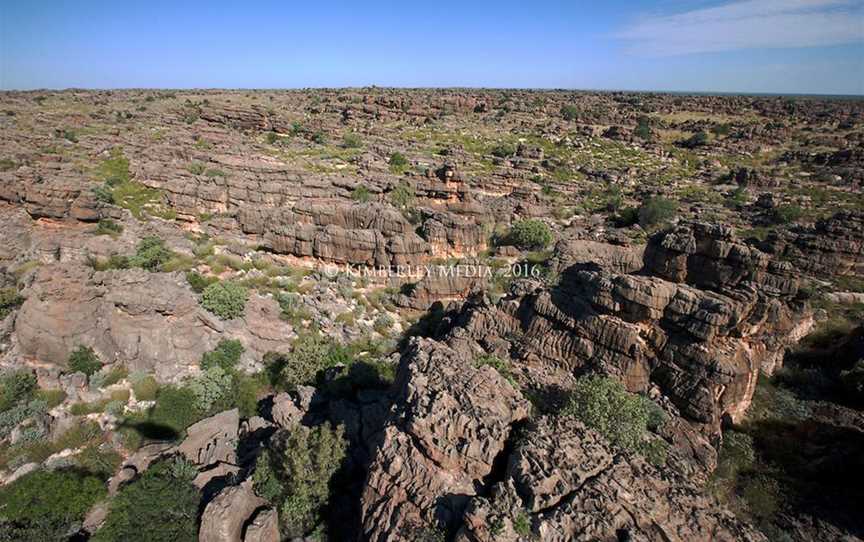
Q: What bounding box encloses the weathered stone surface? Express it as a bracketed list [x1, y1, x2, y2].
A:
[457, 416, 766, 542]
[178, 409, 239, 467]
[766, 211, 864, 278]
[438, 224, 810, 434]
[198, 480, 267, 542]
[11, 264, 293, 380]
[243, 508, 280, 542]
[360, 338, 530, 541]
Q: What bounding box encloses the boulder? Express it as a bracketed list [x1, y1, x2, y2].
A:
[198, 480, 267, 542]
[178, 409, 240, 467]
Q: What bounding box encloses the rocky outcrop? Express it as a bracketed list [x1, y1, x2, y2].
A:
[198, 479, 268, 542]
[552, 238, 645, 275]
[765, 211, 864, 278]
[243, 508, 280, 542]
[238, 202, 431, 267]
[178, 409, 239, 467]
[438, 223, 810, 434]
[456, 416, 766, 542]
[0, 169, 105, 221]
[360, 338, 530, 541]
[10, 264, 294, 380]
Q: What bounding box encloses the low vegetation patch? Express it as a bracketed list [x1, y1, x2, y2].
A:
[93, 460, 199, 542]
[201, 280, 248, 320]
[0, 468, 107, 541]
[563, 375, 668, 465]
[507, 219, 553, 251]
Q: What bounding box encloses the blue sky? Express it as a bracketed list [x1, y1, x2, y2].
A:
[1, 0, 863, 94]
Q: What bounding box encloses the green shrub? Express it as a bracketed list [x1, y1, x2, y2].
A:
[188, 366, 232, 413]
[0, 287, 24, 320]
[352, 185, 371, 203]
[35, 388, 67, 409]
[185, 270, 218, 293]
[513, 510, 532, 536]
[342, 133, 363, 148]
[75, 443, 123, 479]
[634, 116, 652, 140]
[311, 131, 327, 144]
[130, 373, 159, 401]
[233, 372, 265, 418]
[681, 131, 709, 148]
[92, 460, 199, 542]
[149, 386, 201, 435]
[128, 236, 174, 271]
[564, 375, 653, 453]
[560, 105, 579, 121]
[840, 359, 864, 401]
[95, 148, 130, 185]
[0, 468, 106, 541]
[253, 423, 347, 537]
[265, 131, 279, 144]
[201, 339, 244, 372]
[771, 204, 803, 225]
[201, 281, 248, 320]
[95, 219, 123, 236]
[508, 219, 553, 250]
[93, 365, 128, 388]
[0, 369, 36, 413]
[0, 399, 46, 439]
[265, 333, 331, 389]
[373, 313, 394, 335]
[389, 181, 415, 208]
[388, 151, 409, 172]
[68, 345, 102, 376]
[637, 197, 677, 229]
[491, 143, 516, 158]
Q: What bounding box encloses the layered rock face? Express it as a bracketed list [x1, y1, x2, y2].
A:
[360, 339, 767, 542]
[765, 211, 864, 278]
[238, 200, 486, 267]
[438, 222, 809, 433]
[456, 417, 766, 542]
[360, 338, 530, 541]
[12, 264, 294, 380]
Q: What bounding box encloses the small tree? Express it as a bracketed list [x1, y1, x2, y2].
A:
[560, 105, 579, 121]
[564, 375, 649, 450]
[200, 339, 244, 372]
[637, 197, 677, 229]
[634, 116, 652, 140]
[507, 219, 553, 250]
[253, 423, 347, 538]
[389, 181, 415, 208]
[68, 346, 102, 376]
[201, 281, 248, 320]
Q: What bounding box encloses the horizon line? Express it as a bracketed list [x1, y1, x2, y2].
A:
[1, 86, 863, 99]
